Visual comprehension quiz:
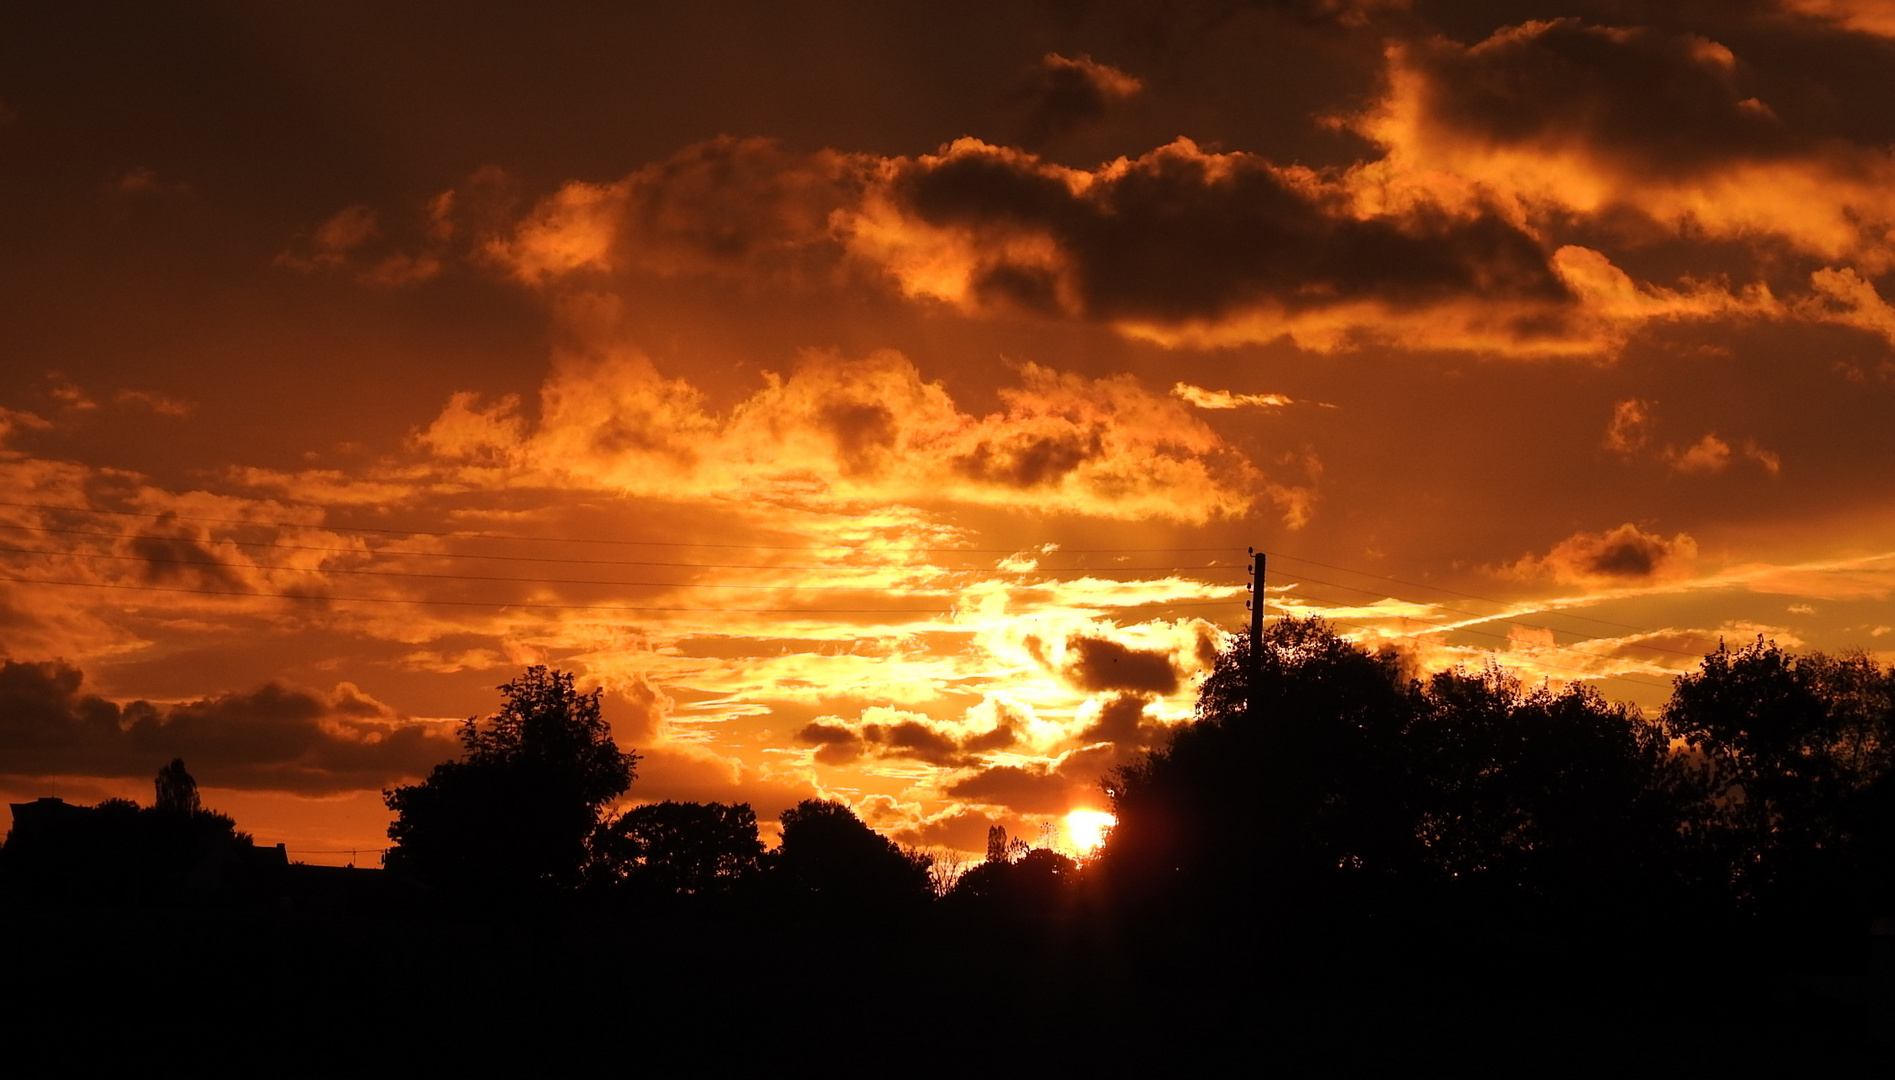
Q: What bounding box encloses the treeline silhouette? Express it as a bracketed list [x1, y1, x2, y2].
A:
[357, 636, 1895, 937]
[4, 630, 1891, 1067]
[0, 758, 277, 905]
[1105, 619, 1895, 940]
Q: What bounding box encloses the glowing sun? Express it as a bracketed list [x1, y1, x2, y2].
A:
[1065, 810, 1116, 854]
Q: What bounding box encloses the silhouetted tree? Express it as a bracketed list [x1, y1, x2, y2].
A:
[1661, 638, 1895, 921]
[922, 847, 972, 897]
[775, 799, 932, 910]
[1408, 664, 1690, 922]
[1101, 619, 1698, 932]
[153, 758, 201, 816]
[586, 800, 764, 897]
[949, 846, 1079, 913]
[1101, 619, 1420, 917]
[384, 667, 638, 894]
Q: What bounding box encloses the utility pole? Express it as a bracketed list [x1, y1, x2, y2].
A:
[1247, 547, 1266, 654]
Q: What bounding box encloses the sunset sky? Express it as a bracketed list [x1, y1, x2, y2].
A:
[5, 0, 1895, 863]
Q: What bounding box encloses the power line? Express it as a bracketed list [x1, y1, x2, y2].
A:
[0, 541, 1242, 594]
[1262, 549, 1668, 637]
[0, 500, 1238, 555]
[1241, 550, 1697, 695]
[0, 522, 1247, 576]
[1277, 571, 1709, 660]
[0, 572, 1247, 615]
[1269, 590, 1691, 691]
[1305, 612, 1683, 696]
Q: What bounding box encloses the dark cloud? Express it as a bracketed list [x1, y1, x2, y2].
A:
[889, 139, 1570, 325]
[876, 720, 964, 766]
[797, 710, 1018, 767]
[499, 136, 865, 285]
[1193, 626, 1223, 669]
[820, 400, 899, 477]
[1400, 19, 1802, 178]
[1011, 53, 1143, 147]
[494, 129, 1578, 349]
[953, 427, 1105, 487]
[1023, 635, 1051, 667]
[0, 659, 456, 795]
[1076, 692, 1165, 747]
[1585, 536, 1664, 577]
[892, 805, 1005, 851]
[946, 762, 1074, 815]
[946, 744, 1122, 816]
[618, 136, 863, 275]
[128, 534, 243, 590]
[1515, 523, 1699, 585]
[797, 721, 864, 766]
[962, 717, 1020, 754]
[1065, 636, 1181, 694]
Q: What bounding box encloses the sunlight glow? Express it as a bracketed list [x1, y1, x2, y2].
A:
[1066, 810, 1116, 854]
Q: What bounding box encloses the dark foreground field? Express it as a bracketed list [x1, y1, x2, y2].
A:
[5, 894, 1888, 1075]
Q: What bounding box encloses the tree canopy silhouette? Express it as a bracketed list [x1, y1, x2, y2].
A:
[1098, 617, 1699, 928]
[775, 798, 932, 910]
[948, 836, 1078, 913]
[1661, 637, 1895, 921]
[153, 758, 202, 816]
[1408, 664, 1688, 922]
[1101, 618, 1417, 915]
[586, 800, 764, 897]
[384, 667, 638, 894]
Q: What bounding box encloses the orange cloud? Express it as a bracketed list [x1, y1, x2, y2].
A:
[1782, 0, 1895, 37]
[477, 133, 1626, 355]
[1352, 20, 1895, 268]
[1803, 266, 1895, 346]
[1602, 398, 1652, 455]
[1546, 246, 1781, 345]
[1512, 524, 1700, 586]
[844, 136, 1589, 353]
[277, 203, 445, 286]
[423, 347, 1268, 524]
[0, 407, 51, 444]
[491, 136, 864, 285]
[113, 390, 195, 418]
[1668, 434, 1734, 475]
[454, 109, 1891, 355]
[1172, 383, 1294, 409]
[1601, 398, 1781, 476]
[293, 34, 1894, 358]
